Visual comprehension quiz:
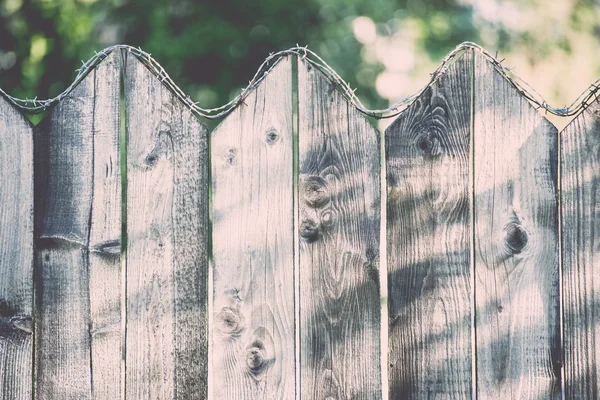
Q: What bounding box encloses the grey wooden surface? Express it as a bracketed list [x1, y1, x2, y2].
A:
[34, 51, 120, 399]
[210, 57, 295, 399]
[561, 99, 600, 399]
[0, 96, 33, 400]
[386, 52, 472, 399]
[298, 58, 381, 399]
[473, 52, 561, 399]
[4, 45, 600, 400]
[124, 51, 209, 399]
[86, 51, 123, 400]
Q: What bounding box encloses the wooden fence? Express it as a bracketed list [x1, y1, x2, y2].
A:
[1, 47, 599, 399]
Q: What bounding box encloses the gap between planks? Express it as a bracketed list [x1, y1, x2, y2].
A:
[469, 47, 477, 400]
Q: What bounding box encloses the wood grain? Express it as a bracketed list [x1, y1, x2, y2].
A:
[561, 99, 600, 399]
[386, 52, 472, 399]
[211, 57, 295, 399]
[0, 96, 33, 400]
[124, 51, 209, 399]
[87, 51, 122, 400]
[473, 52, 561, 399]
[298, 58, 381, 399]
[34, 51, 121, 399]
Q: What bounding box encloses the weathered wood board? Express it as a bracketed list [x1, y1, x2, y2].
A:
[86, 51, 123, 400]
[473, 52, 561, 399]
[561, 100, 600, 399]
[34, 51, 121, 399]
[0, 97, 33, 400]
[124, 51, 209, 399]
[8, 42, 600, 400]
[298, 58, 381, 399]
[210, 57, 295, 399]
[386, 52, 472, 399]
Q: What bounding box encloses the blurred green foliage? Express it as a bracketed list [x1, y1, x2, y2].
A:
[1, 0, 599, 123]
[0, 0, 479, 112]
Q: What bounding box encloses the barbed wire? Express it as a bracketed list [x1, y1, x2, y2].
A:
[1, 41, 599, 120]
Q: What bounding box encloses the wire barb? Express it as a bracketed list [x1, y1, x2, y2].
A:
[0, 42, 598, 120]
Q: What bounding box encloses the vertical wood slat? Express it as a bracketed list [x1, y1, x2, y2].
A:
[386, 53, 472, 399]
[87, 51, 123, 400]
[210, 57, 295, 399]
[2, 44, 587, 399]
[561, 100, 600, 399]
[298, 58, 381, 399]
[34, 51, 121, 399]
[473, 53, 561, 399]
[0, 98, 33, 400]
[124, 53, 209, 399]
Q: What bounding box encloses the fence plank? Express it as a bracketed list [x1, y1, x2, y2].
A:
[473, 53, 561, 399]
[124, 52, 209, 399]
[0, 98, 33, 400]
[561, 100, 600, 399]
[87, 51, 122, 400]
[211, 57, 294, 399]
[297, 58, 381, 399]
[34, 51, 121, 399]
[386, 52, 472, 399]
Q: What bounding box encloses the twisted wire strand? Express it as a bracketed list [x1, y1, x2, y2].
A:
[1, 41, 598, 120]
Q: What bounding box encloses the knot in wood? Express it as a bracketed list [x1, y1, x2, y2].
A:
[265, 128, 280, 145]
[415, 132, 441, 157]
[299, 219, 319, 242]
[302, 176, 329, 208]
[503, 222, 528, 254]
[224, 148, 237, 166]
[92, 239, 121, 256]
[215, 307, 243, 336]
[11, 316, 33, 335]
[144, 153, 159, 167]
[320, 210, 335, 227]
[246, 345, 266, 373]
